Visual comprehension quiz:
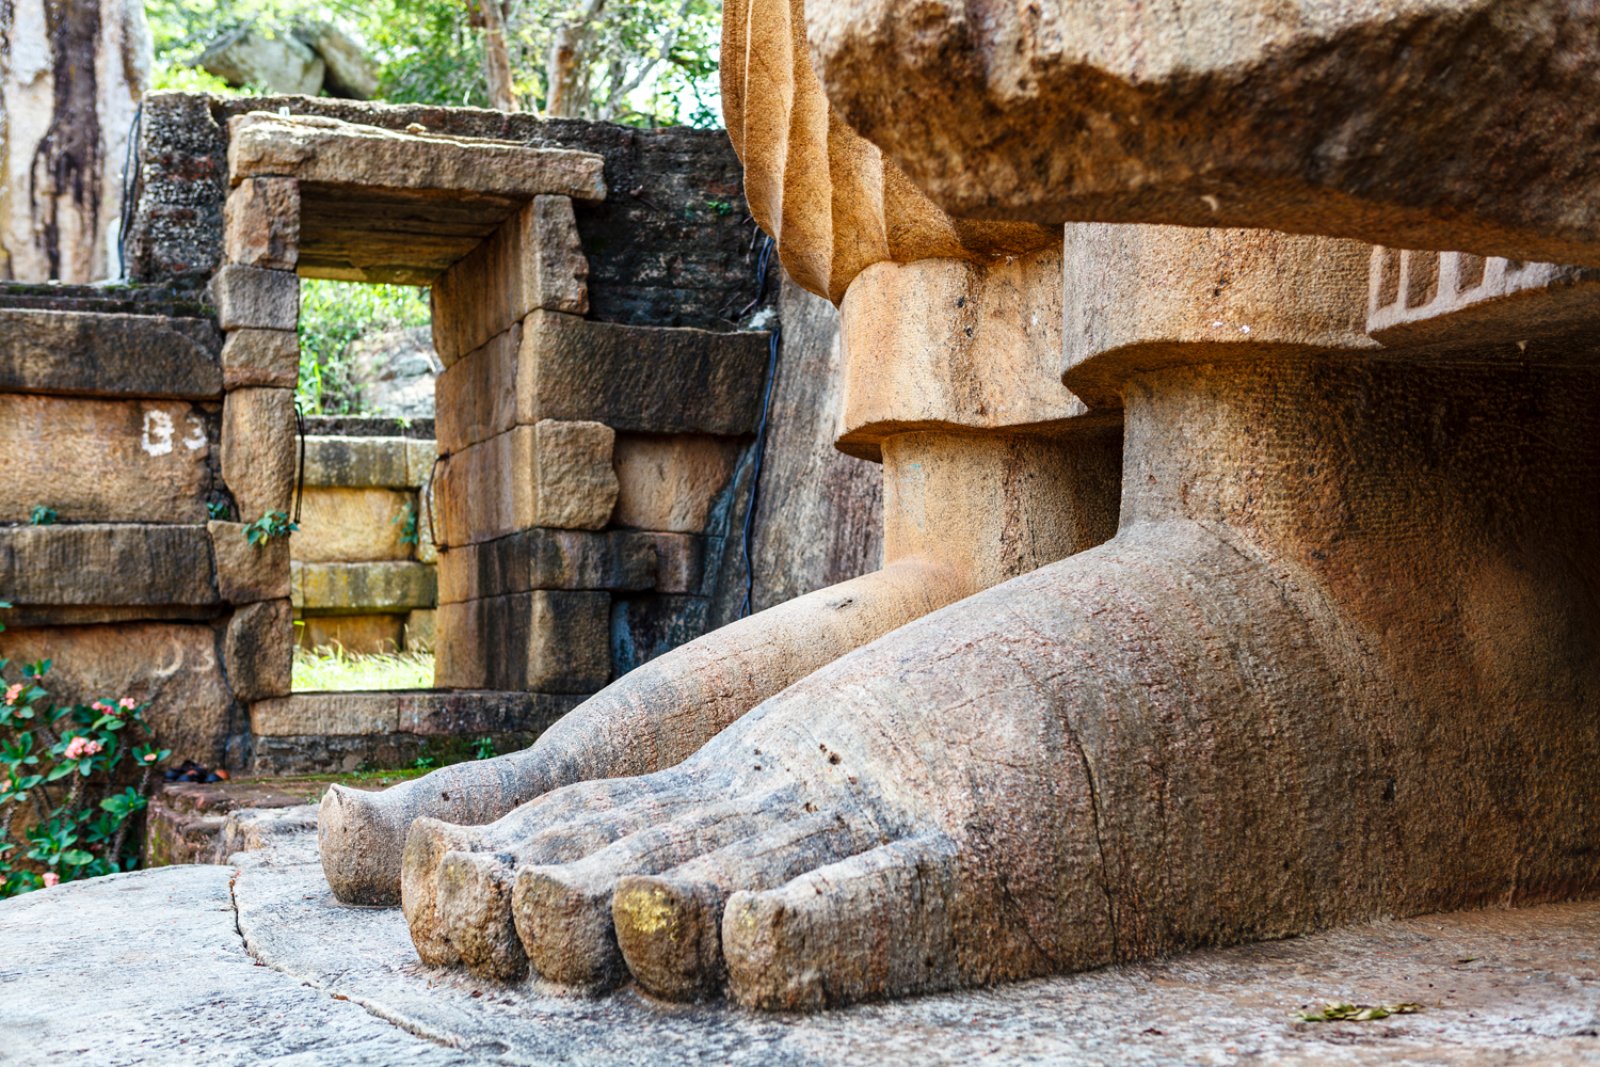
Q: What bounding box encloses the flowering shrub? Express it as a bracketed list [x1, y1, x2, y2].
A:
[0, 630, 170, 897]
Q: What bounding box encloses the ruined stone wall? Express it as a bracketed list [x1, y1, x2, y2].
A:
[0, 283, 261, 767]
[1, 93, 880, 777]
[127, 93, 757, 328]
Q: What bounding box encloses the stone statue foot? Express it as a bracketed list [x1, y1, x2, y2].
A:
[407, 357, 1600, 1008]
[325, 428, 1120, 911]
[319, 558, 973, 907]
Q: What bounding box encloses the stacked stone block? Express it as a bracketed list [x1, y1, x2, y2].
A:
[208, 174, 306, 708]
[292, 426, 439, 654]
[0, 286, 273, 765]
[428, 200, 769, 694]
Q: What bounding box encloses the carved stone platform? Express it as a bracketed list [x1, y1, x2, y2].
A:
[1, 812, 1596, 1065]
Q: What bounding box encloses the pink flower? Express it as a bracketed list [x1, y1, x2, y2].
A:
[64, 737, 102, 759]
[91, 701, 111, 714]
[4, 683, 21, 705]
[41, 872, 58, 888]
[119, 697, 137, 710]
[142, 753, 157, 763]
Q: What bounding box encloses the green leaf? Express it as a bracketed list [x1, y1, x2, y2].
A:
[60, 849, 94, 867]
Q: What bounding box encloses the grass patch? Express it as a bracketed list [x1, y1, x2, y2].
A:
[292, 645, 434, 692]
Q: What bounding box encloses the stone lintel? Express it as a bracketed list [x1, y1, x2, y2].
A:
[227, 113, 606, 201]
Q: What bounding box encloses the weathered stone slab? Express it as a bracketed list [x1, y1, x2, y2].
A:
[0, 866, 474, 1066]
[1367, 249, 1600, 350]
[646, 532, 708, 595]
[224, 177, 301, 270]
[299, 435, 415, 488]
[247, 730, 547, 776]
[433, 421, 617, 545]
[394, 689, 579, 735]
[433, 325, 520, 452]
[225, 599, 293, 701]
[228, 112, 607, 201]
[434, 312, 768, 450]
[807, 0, 1600, 267]
[11, 826, 1600, 1066]
[296, 613, 405, 654]
[611, 594, 712, 676]
[251, 691, 400, 736]
[0, 394, 216, 523]
[292, 561, 437, 613]
[293, 487, 416, 563]
[523, 310, 768, 434]
[210, 520, 292, 604]
[210, 264, 298, 331]
[0, 307, 223, 399]
[221, 328, 298, 390]
[435, 590, 611, 692]
[221, 387, 297, 519]
[430, 196, 589, 364]
[249, 689, 579, 739]
[0, 622, 233, 765]
[436, 527, 659, 604]
[0, 524, 217, 606]
[534, 420, 618, 530]
[612, 433, 743, 533]
[406, 438, 438, 487]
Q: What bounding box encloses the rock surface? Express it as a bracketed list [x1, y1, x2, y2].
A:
[2, 824, 1598, 1065]
[806, 0, 1600, 267]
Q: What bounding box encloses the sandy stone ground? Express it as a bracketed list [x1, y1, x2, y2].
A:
[1, 808, 1597, 1066]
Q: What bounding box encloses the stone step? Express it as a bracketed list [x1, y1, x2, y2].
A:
[143, 773, 417, 867]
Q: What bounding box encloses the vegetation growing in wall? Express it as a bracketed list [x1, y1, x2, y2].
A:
[0, 607, 170, 897]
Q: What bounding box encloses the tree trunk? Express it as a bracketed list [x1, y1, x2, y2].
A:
[545, 0, 605, 118]
[0, 0, 148, 282]
[474, 0, 517, 112]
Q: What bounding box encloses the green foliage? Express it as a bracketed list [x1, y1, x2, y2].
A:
[207, 499, 234, 521]
[472, 736, 496, 760]
[244, 510, 298, 545]
[0, 658, 170, 897]
[28, 506, 57, 527]
[296, 279, 430, 415]
[393, 500, 421, 546]
[143, 0, 723, 127]
[292, 645, 434, 691]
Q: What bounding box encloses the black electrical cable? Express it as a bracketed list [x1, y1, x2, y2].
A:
[292, 400, 307, 526]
